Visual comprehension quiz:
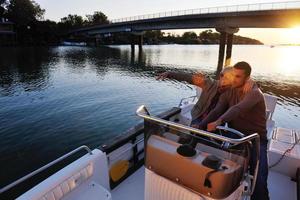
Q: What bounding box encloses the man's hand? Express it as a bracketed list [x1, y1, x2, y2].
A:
[207, 119, 222, 132]
[156, 72, 170, 80]
[191, 73, 205, 87]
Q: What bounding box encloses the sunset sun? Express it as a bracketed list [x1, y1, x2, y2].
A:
[286, 26, 300, 44]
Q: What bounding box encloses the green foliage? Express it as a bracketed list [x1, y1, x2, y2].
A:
[197, 30, 263, 45]
[233, 34, 262, 44]
[61, 14, 84, 26]
[6, 0, 45, 26]
[144, 30, 164, 44]
[57, 11, 110, 33]
[59, 14, 84, 30]
[182, 31, 198, 40]
[0, 6, 4, 17]
[140, 29, 263, 45]
[199, 30, 220, 44]
[0, 0, 8, 17]
[86, 11, 109, 25]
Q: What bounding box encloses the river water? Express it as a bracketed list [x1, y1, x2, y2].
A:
[0, 45, 300, 190]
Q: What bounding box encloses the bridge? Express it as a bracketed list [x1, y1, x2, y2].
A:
[72, 1, 300, 73]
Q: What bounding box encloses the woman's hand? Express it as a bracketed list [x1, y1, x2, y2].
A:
[243, 78, 255, 94]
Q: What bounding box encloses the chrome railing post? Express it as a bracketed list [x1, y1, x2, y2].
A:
[136, 105, 259, 145]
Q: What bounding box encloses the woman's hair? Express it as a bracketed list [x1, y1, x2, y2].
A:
[220, 66, 234, 84]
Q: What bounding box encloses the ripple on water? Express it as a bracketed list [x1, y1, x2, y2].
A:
[0, 45, 299, 189]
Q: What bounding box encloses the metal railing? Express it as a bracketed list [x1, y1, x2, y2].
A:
[111, 1, 300, 23]
[136, 105, 260, 195]
[0, 145, 92, 194]
[107, 138, 144, 162]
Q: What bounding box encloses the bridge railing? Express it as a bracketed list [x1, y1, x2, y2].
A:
[111, 1, 300, 23]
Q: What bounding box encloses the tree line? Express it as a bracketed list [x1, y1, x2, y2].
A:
[0, 0, 109, 45]
[0, 0, 263, 46]
[128, 30, 263, 45]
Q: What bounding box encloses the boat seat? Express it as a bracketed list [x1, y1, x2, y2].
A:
[264, 94, 277, 139]
[45, 164, 92, 200]
[179, 87, 202, 125]
[145, 135, 245, 199]
[145, 168, 203, 200]
[40, 164, 110, 200]
[17, 149, 111, 200]
[264, 94, 277, 120]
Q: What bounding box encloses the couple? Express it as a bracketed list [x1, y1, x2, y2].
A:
[157, 61, 269, 200]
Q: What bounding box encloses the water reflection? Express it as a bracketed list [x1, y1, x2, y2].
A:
[1, 45, 300, 112]
[0, 47, 59, 96]
[0, 45, 300, 191]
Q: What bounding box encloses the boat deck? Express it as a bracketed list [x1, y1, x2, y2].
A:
[112, 167, 145, 200]
[111, 166, 297, 200]
[268, 170, 297, 200]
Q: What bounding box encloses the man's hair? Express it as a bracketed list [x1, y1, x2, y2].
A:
[233, 61, 252, 77]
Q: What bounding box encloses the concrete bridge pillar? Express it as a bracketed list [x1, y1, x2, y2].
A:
[130, 32, 144, 55]
[217, 32, 227, 75]
[215, 27, 239, 76]
[225, 33, 233, 67]
[138, 35, 143, 51]
[131, 35, 135, 53]
[131, 43, 135, 52]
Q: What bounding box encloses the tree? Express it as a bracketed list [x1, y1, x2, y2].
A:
[182, 31, 198, 40]
[60, 14, 84, 28]
[0, 0, 8, 17]
[144, 30, 164, 44]
[0, 6, 4, 17]
[86, 11, 109, 25]
[199, 30, 220, 44]
[6, 0, 45, 26]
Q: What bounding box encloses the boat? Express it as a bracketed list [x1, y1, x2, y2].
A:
[1, 87, 299, 200]
[62, 41, 87, 47]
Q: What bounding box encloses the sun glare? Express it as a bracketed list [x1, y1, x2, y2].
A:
[277, 46, 300, 76]
[286, 26, 300, 44]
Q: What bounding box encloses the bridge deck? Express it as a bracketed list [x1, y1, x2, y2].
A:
[73, 1, 300, 35]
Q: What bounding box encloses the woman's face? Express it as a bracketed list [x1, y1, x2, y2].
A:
[219, 69, 234, 88]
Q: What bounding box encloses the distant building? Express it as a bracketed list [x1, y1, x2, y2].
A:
[0, 18, 16, 46]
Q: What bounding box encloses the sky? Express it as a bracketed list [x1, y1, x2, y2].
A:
[35, 0, 300, 44]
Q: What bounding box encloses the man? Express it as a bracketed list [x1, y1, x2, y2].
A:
[198, 61, 269, 200]
[157, 68, 235, 126]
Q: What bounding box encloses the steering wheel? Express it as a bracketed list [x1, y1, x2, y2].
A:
[216, 123, 245, 149]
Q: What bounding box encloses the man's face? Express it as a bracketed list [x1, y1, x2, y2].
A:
[232, 68, 249, 88]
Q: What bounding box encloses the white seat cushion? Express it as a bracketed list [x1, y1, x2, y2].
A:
[145, 168, 202, 200]
[41, 164, 93, 200]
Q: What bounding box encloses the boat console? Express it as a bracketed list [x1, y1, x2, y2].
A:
[146, 135, 245, 199]
[137, 105, 260, 200]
